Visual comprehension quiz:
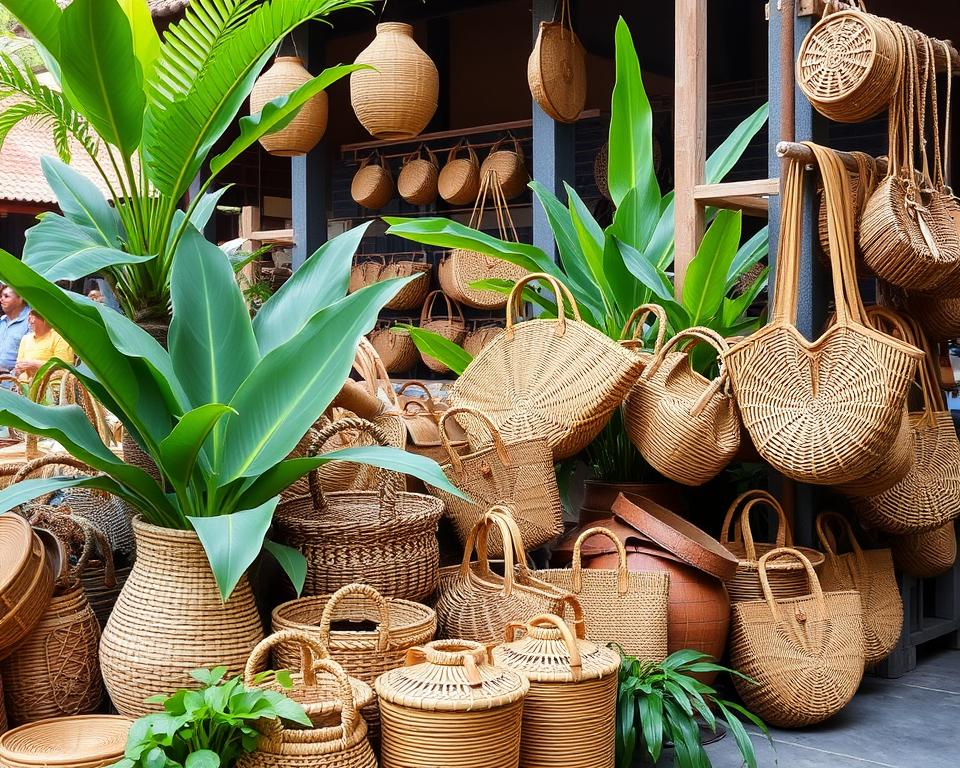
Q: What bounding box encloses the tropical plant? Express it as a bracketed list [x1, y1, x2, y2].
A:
[0, 0, 371, 321]
[616, 650, 768, 768]
[112, 666, 310, 768]
[0, 220, 465, 599]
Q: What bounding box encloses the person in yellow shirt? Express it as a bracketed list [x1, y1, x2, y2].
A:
[13, 310, 75, 386]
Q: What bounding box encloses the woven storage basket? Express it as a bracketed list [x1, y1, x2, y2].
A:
[435, 507, 572, 645]
[725, 143, 922, 485]
[430, 406, 563, 556]
[891, 521, 957, 578]
[375, 639, 529, 768]
[816, 512, 902, 665]
[0, 515, 54, 662]
[796, 7, 899, 123]
[463, 323, 503, 357]
[493, 613, 619, 768]
[451, 273, 643, 461]
[418, 290, 466, 373]
[397, 145, 439, 206]
[480, 134, 529, 200]
[729, 548, 864, 728]
[721, 490, 825, 603]
[537, 527, 669, 661]
[380, 253, 431, 310]
[528, 0, 587, 123]
[274, 421, 442, 601]
[0, 715, 131, 768]
[349, 255, 384, 294]
[250, 56, 327, 156]
[624, 327, 740, 486]
[901, 291, 960, 341]
[438, 140, 481, 205]
[369, 325, 418, 373]
[351, 153, 394, 210]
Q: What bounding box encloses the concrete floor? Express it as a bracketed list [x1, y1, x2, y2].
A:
[657, 647, 960, 767]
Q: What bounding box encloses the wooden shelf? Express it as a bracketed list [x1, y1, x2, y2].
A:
[693, 178, 779, 217]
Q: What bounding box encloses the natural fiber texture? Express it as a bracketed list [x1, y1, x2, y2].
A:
[480, 134, 529, 200]
[375, 640, 529, 768]
[0, 715, 131, 768]
[351, 153, 394, 210]
[99, 518, 264, 717]
[463, 323, 503, 357]
[369, 325, 418, 373]
[380, 253, 431, 311]
[619, 303, 668, 364]
[537, 527, 669, 661]
[0, 677, 5, 735]
[0, 516, 53, 661]
[418, 291, 466, 373]
[395, 381, 468, 464]
[625, 327, 740, 486]
[891, 522, 957, 578]
[493, 614, 619, 768]
[397, 145, 439, 206]
[451, 273, 643, 461]
[250, 56, 327, 156]
[729, 548, 864, 728]
[438, 140, 481, 205]
[725, 144, 921, 485]
[817, 151, 878, 273]
[816, 512, 902, 665]
[430, 406, 563, 556]
[527, 0, 587, 123]
[122, 430, 162, 484]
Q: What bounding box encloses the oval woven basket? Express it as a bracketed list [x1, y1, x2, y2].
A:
[0, 715, 131, 768]
[891, 521, 957, 578]
[480, 135, 529, 200]
[0, 515, 54, 662]
[369, 325, 418, 373]
[418, 291, 466, 373]
[463, 323, 503, 357]
[397, 145, 439, 206]
[349, 255, 384, 294]
[381, 254, 431, 311]
[250, 56, 327, 156]
[527, 0, 587, 123]
[438, 140, 481, 205]
[351, 152, 394, 210]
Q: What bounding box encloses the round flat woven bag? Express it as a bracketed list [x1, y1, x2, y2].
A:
[0, 515, 54, 662]
[527, 0, 586, 123]
[816, 512, 902, 665]
[480, 134, 529, 200]
[729, 548, 864, 729]
[493, 614, 620, 768]
[397, 145, 439, 206]
[438, 140, 481, 205]
[351, 152, 394, 210]
[418, 291, 466, 373]
[0, 715, 131, 768]
[380, 253, 431, 311]
[369, 325, 418, 374]
[463, 323, 503, 357]
[891, 521, 957, 578]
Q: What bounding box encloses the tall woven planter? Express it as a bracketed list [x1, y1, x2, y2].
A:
[250, 56, 327, 156]
[99, 518, 264, 717]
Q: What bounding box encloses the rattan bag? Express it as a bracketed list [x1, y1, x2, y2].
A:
[463, 323, 503, 356]
[368, 324, 418, 373]
[397, 145, 439, 206]
[351, 152, 394, 210]
[528, 0, 587, 123]
[891, 522, 957, 578]
[381, 253, 431, 311]
[418, 290, 466, 373]
[619, 303, 668, 365]
[394, 381, 468, 464]
[438, 140, 481, 205]
[348, 255, 384, 294]
[480, 134, 528, 200]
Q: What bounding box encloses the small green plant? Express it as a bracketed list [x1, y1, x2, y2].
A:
[112, 667, 309, 768]
[616, 650, 769, 768]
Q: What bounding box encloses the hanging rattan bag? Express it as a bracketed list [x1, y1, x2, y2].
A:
[725, 143, 922, 485]
[463, 323, 503, 357]
[537, 527, 669, 661]
[368, 324, 418, 374]
[418, 290, 466, 373]
[397, 145, 439, 206]
[480, 134, 529, 200]
[816, 512, 902, 665]
[891, 522, 957, 578]
[729, 548, 864, 728]
[451, 273, 643, 461]
[379, 253, 431, 311]
[348, 255, 384, 294]
[438, 139, 481, 205]
[429, 407, 563, 556]
[351, 151, 394, 210]
[817, 150, 878, 273]
[528, 0, 587, 123]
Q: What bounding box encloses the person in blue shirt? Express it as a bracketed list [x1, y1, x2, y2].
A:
[0, 286, 30, 375]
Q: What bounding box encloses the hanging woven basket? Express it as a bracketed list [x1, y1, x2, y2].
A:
[527, 0, 587, 123]
[397, 145, 439, 206]
[890, 522, 957, 578]
[351, 152, 395, 210]
[463, 323, 503, 357]
[438, 140, 481, 205]
[369, 325, 419, 373]
[480, 134, 529, 200]
[418, 291, 466, 373]
[250, 56, 328, 156]
[381, 253, 431, 310]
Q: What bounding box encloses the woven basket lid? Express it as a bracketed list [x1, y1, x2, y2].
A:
[493, 614, 620, 683]
[0, 715, 131, 765]
[375, 639, 529, 711]
[0, 514, 34, 593]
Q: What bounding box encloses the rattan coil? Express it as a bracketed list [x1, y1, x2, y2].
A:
[418, 291, 466, 373]
[438, 140, 481, 205]
[351, 153, 394, 210]
[0, 516, 54, 661]
[397, 145, 439, 206]
[528, 0, 587, 123]
[0, 715, 131, 768]
[368, 325, 418, 373]
[890, 521, 957, 578]
[480, 134, 529, 200]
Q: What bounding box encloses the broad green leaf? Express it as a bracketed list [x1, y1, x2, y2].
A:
[716, 700, 759, 768]
[59, 0, 145, 157]
[184, 750, 220, 768]
[398, 324, 473, 376]
[638, 692, 663, 762]
[1, 1, 61, 56]
[40, 156, 120, 247]
[166, 186, 233, 255]
[158, 404, 236, 487]
[682, 209, 742, 325]
[663, 650, 710, 669]
[188, 499, 278, 600]
[564, 182, 613, 318]
[726, 225, 769, 291]
[601, 232, 636, 325]
[722, 266, 768, 327]
[144, 746, 166, 768]
[609, 184, 660, 257]
[705, 102, 769, 183]
[615, 237, 676, 306]
[117, 0, 160, 80]
[263, 539, 307, 596]
[0, 475, 131, 515]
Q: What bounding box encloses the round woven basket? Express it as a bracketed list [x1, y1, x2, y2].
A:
[351, 153, 394, 210]
[369, 326, 418, 373]
[381, 254, 431, 310]
[397, 146, 439, 206]
[463, 323, 502, 357]
[250, 56, 327, 156]
[0, 515, 54, 662]
[527, 0, 586, 123]
[891, 521, 957, 578]
[418, 291, 466, 373]
[439, 141, 481, 205]
[0, 715, 131, 768]
[480, 135, 529, 200]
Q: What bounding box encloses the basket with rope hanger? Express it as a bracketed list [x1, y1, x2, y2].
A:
[349, 254, 385, 294]
[528, 0, 587, 123]
[480, 133, 529, 200]
[397, 144, 439, 206]
[351, 151, 394, 211]
[438, 139, 481, 205]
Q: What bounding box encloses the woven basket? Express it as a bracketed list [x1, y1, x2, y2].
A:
[418, 290, 466, 373]
[0, 676, 5, 734]
[397, 145, 439, 206]
[374, 639, 529, 768]
[381, 253, 431, 310]
[369, 325, 418, 373]
[528, 0, 587, 123]
[349, 255, 384, 294]
[121, 430, 161, 484]
[451, 273, 643, 461]
[493, 614, 619, 768]
[729, 548, 864, 729]
[901, 290, 960, 341]
[625, 327, 740, 486]
[480, 134, 529, 200]
[725, 144, 922, 485]
[891, 521, 957, 578]
[0, 715, 131, 768]
[250, 56, 327, 156]
[0, 515, 54, 662]
[721, 491, 825, 603]
[594, 143, 610, 200]
[394, 383, 468, 465]
[429, 406, 563, 556]
[463, 323, 503, 357]
[796, 7, 899, 123]
[816, 512, 902, 665]
[537, 527, 670, 661]
[439, 140, 481, 205]
[351, 152, 394, 210]
[274, 420, 442, 601]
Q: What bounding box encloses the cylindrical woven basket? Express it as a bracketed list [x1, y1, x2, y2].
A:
[480, 134, 529, 200]
[0, 515, 54, 662]
[351, 152, 394, 210]
[891, 521, 957, 578]
[438, 140, 481, 205]
[0, 715, 131, 768]
[375, 639, 529, 768]
[397, 145, 439, 206]
[250, 56, 328, 156]
[493, 614, 620, 768]
[527, 0, 587, 123]
[381, 254, 431, 310]
[463, 323, 502, 357]
[369, 325, 418, 373]
[418, 291, 466, 373]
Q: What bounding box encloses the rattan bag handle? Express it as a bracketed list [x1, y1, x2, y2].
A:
[758, 547, 826, 619]
[438, 406, 511, 472]
[447, 138, 479, 166]
[641, 326, 729, 379]
[397, 380, 439, 411]
[0, 373, 25, 395]
[571, 527, 628, 595]
[720, 489, 779, 546]
[306, 417, 390, 509]
[13, 453, 97, 485]
[815, 511, 868, 574]
[459, 507, 519, 593]
[421, 290, 464, 325]
[354, 337, 400, 411]
[770, 159, 804, 326]
[506, 613, 584, 680]
[505, 273, 581, 338]
[620, 303, 668, 354]
[405, 641, 488, 686]
[244, 628, 330, 690]
[318, 582, 391, 653]
[738, 496, 794, 562]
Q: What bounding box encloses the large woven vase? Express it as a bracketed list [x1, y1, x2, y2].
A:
[250, 56, 328, 156]
[99, 519, 264, 716]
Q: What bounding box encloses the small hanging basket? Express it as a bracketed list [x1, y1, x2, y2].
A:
[438, 140, 481, 205]
[480, 134, 529, 200]
[890, 522, 957, 578]
[351, 152, 394, 210]
[527, 0, 587, 123]
[463, 323, 503, 357]
[369, 324, 418, 374]
[250, 56, 328, 156]
[381, 253, 431, 311]
[418, 291, 467, 373]
[397, 145, 439, 206]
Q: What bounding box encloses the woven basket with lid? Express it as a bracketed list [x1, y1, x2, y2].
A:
[375, 639, 529, 768]
[493, 613, 620, 768]
[0, 715, 131, 768]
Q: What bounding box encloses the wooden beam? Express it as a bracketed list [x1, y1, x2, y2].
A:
[248, 229, 294, 244]
[693, 178, 780, 199]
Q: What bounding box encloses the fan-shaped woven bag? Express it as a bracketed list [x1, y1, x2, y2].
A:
[730, 548, 864, 728]
[351, 152, 394, 210]
[438, 140, 481, 205]
[891, 522, 957, 578]
[725, 143, 922, 485]
[527, 0, 586, 123]
[451, 273, 644, 461]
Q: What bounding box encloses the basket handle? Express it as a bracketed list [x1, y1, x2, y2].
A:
[571, 527, 628, 595]
[420, 290, 464, 325]
[720, 489, 778, 545]
[738, 495, 793, 561]
[354, 337, 400, 411]
[397, 380, 438, 412]
[243, 628, 330, 689]
[815, 511, 868, 574]
[0, 373, 25, 395]
[305, 418, 390, 509]
[447, 138, 479, 166]
[758, 547, 826, 619]
[505, 273, 581, 338]
[641, 326, 731, 416]
[12, 452, 97, 485]
[620, 303, 668, 353]
[508, 613, 584, 680]
[317, 582, 391, 653]
[404, 644, 486, 686]
[438, 406, 511, 473]
[459, 507, 518, 593]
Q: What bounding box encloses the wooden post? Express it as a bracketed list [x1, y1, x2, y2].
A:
[673, 0, 707, 298]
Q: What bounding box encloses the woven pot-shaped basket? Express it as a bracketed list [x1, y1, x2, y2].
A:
[527, 0, 586, 123]
[726, 144, 922, 485]
[250, 56, 327, 156]
[891, 521, 957, 578]
[730, 548, 864, 728]
[99, 518, 264, 717]
[625, 327, 741, 486]
[351, 22, 438, 140]
[438, 140, 481, 205]
[796, 8, 899, 123]
[348, 255, 384, 294]
[397, 145, 439, 206]
[0, 515, 54, 661]
[537, 527, 669, 661]
[451, 273, 643, 461]
[351, 153, 394, 210]
[418, 291, 466, 373]
[816, 512, 902, 665]
[480, 135, 529, 200]
[720, 490, 825, 603]
[369, 325, 418, 373]
[493, 614, 620, 768]
[375, 639, 529, 768]
[463, 323, 503, 357]
[381, 254, 431, 310]
[0, 715, 131, 768]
